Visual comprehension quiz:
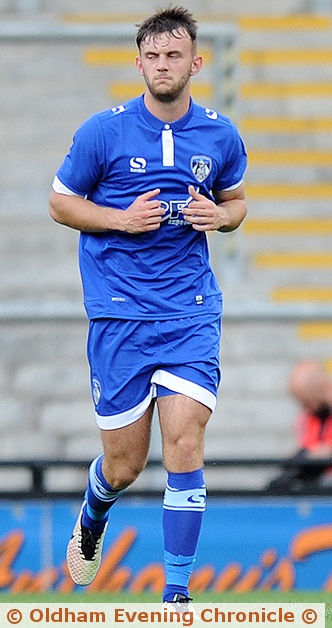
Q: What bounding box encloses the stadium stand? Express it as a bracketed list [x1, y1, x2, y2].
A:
[0, 0, 331, 493]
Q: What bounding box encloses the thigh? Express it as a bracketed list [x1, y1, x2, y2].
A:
[152, 313, 222, 412]
[158, 394, 211, 473]
[101, 402, 154, 488]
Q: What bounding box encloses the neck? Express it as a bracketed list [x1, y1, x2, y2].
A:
[143, 91, 191, 123]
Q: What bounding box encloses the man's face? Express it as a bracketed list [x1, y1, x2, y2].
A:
[136, 30, 201, 103]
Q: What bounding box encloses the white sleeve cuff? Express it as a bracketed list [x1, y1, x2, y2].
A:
[222, 179, 243, 192]
[52, 176, 84, 197]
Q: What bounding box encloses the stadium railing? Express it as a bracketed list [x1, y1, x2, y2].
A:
[1, 299, 332, 323]
[0, 457, 332, 499]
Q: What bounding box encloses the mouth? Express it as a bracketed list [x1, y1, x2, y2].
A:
[154, 78, 174, 90]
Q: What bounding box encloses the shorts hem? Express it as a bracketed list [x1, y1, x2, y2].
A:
[95, 388, 155, 430]
[152, 369, 216, 411]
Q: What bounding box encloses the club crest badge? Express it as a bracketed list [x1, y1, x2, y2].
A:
[92, 378, 102, 405]
[190, 155, 212, 183]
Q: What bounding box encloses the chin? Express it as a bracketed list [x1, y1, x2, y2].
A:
[151, 86, 182, 103]
[154, 92, 178, 103]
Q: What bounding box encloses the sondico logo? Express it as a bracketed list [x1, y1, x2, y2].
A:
[130, 157, 147, 173]
[205, 108, 218, 120]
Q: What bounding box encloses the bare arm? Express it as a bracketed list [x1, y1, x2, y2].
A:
[49, 188, 164, 234]
[182, 182, 247, 232]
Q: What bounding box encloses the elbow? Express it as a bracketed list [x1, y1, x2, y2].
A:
[232, 201, 248, 232]
[49, 191, 63, 224]
[242, 200, 248, 222]
[237, 195, 248, 227]
[49, 203, 61, 225]
[49, 201, 57, 222]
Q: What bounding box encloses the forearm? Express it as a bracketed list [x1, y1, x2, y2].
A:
[216, 198, 248, 233]
[183, 182, 248, 233]
[49, 190, 124, 232]
[49, 187, 164, 234]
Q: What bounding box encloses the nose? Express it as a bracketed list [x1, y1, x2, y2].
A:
[156, 54, 168, 71]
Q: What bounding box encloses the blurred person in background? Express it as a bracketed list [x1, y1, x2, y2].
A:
[268, 360, 332, 493]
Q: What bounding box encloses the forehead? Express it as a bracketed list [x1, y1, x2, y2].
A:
[140, 29, 193, 52]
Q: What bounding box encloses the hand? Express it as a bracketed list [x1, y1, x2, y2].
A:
[182, 186, 226, 231]
[119, 189, 163, 233]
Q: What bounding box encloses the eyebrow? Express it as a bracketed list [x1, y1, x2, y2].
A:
[143, 46, 184, 54]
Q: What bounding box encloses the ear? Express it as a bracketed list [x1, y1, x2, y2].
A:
[190, 54, 203, 77]
[136, 56, 144, 76]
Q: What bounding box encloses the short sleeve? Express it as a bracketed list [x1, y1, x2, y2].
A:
[213, 123, 247, 192]
[55, 114, 105, 197]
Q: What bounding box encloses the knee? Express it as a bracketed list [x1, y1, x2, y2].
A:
[164, 432, 204, 471]
[102, 458, 146, 491]
[171, 433, 200, 461]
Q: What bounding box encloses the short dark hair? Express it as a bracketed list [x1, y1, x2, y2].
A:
[136, 5, 198, 51]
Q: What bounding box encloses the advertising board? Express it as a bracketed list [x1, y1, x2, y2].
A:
[0, 499, 332, 593]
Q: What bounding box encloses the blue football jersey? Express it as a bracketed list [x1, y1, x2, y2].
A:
[55, 95, 247, 320]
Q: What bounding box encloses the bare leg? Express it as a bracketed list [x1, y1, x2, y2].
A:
[157, 394, 211, 472]
[100, 401, 155, 490]
[157, 394, 211, 602]
[66, 402, 155, 586]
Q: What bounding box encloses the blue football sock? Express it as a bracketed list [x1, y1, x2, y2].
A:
[81, 454, 124, 534]
[162, 469, 206, 602]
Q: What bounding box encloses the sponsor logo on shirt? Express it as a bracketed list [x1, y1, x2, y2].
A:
[160, 199, 192, 226]
[130, 157, 147, 173]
